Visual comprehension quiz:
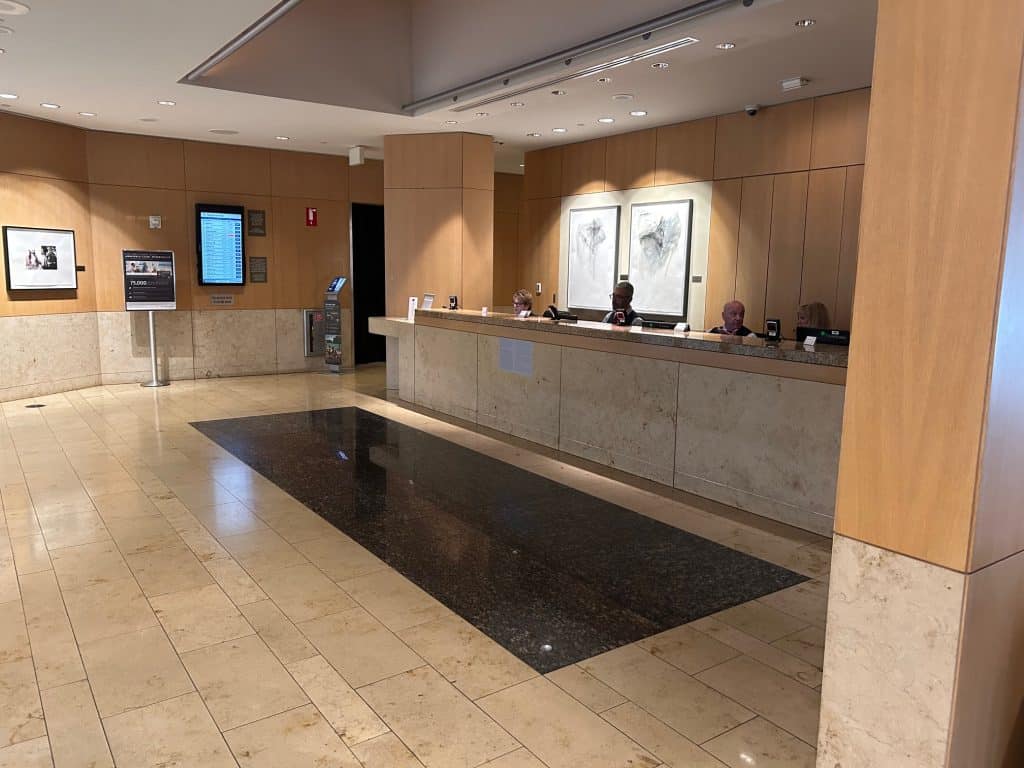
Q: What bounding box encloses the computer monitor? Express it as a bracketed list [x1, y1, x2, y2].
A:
[796, 327, 851, 346]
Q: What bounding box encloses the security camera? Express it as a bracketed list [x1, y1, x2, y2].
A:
[744, 104, 760, 117]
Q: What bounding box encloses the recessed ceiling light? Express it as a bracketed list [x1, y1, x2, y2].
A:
[157, 100, 176, 106]
[597, 77, 612, 84]
[598, 117, 615, 124]
[526, 132, 541, 137]
[443, 120, 457, 125]
[0, 92, 17, 99]
[519, 163, 525, 168]
[475, 112, 489, 117]
[795, 18, 815, 27]
[612, 93, 634, 101]
[510, 101, 525, 108]
[716, 42, 736, 50]
[0, 2, 31, 15]
[551, 89, 567, 96]
[208, 129, 238, 135]
[275, 135, 290, 141]
[39, 102, 60, 109]
[552, 128, 567, 134]
[630, 110, 648, 117]
[651, 61, 669, 69]
[78, 111, 96, 117]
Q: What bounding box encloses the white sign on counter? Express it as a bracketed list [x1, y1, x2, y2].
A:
[499, 338, 534, 376]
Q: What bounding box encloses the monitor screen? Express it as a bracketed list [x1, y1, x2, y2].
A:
[196, 204, 245, 285]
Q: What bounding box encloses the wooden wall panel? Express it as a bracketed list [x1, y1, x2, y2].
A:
[461, 188, 494, 309]
[0, 113, 88, 182]
[270, 150, 349, 201]
[86, 132, 185, 190]
[703, 179, 742, 329]
[0, 174, 96, 315]
[811, 88, 871, 170]
[349, 159, 384, 204]
[800, 168, 847, 315]
[185, 190, 274, 310]
[184, 142, 272, 196]
[765, 172, 809, 339]
[714, 100, 814, 180]
[560, 139, 606, 197]
[834, 0, 1024, 570]
[492, 210, 520, 306]
[524, 147, 563, 199]
[835, 165, 864, 330]
[519, 197, 561, 307]
[605, 129, 656, 191]
[735, 176, 775, 332]
[383, 134, 462, 189]
[462, 133, 495, 191]
[494, 173, 523, 214]
[654, 118, 717, 186]
[272, 197, 349, 310]
[88, 186, 190, 312]
[384, 188, 463, 316]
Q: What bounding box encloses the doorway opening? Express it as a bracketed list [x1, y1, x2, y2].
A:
[351, 202, 386, 366]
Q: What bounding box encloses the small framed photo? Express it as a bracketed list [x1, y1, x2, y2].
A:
[3, 226, 78, 290]
[247, 209, 267, 237]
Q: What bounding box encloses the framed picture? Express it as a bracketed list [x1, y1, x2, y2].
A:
[627, 200, 693, 317]
[567, 206, 619, 311]
[3, 226, 78, 290]
[247, 209, 267, 236]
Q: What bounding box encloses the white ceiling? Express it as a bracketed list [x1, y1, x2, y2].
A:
[0, 0, 876, 174]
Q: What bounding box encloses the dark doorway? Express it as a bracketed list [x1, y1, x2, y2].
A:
[351, 203, 386, 365]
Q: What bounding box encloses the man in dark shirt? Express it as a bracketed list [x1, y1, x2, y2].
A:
[602, 281, 643, 326]
[707, 300, 756, 336]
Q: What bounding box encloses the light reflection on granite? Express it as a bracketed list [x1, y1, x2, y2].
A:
[193, 407, 807, 673]
[415, 309, 849, 368]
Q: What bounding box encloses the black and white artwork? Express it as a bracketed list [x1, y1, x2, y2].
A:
[3, 226, 78, 290]
[628, 200, 692, 316]
[567, 206, 619, 310]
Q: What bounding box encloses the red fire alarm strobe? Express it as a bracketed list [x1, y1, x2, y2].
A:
[306, 207, 318, 227]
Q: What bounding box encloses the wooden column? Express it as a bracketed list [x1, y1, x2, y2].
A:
[383, 133, 494, 314]
[819, 2, 1024, 766]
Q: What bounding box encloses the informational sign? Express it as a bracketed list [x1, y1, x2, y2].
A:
[499, 338, 534, 377]
[306, 207, 318, 227]
[247, 209, 266, 236]
[198, 208, 244, 285]
[123, 250, 175, 311]
[210, 295, 235, 306]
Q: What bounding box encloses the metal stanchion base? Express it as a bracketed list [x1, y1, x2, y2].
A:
[141, 380, 170, 388]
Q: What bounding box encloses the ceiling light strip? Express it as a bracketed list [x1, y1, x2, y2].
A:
[403, 0, 742, 116]
[181, 0, 305, 83]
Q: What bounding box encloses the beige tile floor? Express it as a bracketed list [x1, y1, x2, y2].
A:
[0, 368, 831, 768]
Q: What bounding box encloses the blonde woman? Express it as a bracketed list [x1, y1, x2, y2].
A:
[797, 302, 831, 329]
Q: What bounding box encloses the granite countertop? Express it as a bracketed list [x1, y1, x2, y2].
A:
[412, 309, 849, 368]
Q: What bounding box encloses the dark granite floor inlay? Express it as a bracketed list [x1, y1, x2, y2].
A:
[192, 407, 807, 672]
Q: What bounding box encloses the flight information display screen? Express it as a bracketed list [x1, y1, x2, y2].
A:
[197, 205, 245, 285]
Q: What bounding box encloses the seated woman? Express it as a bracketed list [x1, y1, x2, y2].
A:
[512, 288, 533, 316]
[797, 301, 831, 330]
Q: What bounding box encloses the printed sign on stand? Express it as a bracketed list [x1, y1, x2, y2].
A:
[123, 250, 176, 311]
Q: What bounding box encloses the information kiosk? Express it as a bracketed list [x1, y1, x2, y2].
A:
[324, 276, 346, 373]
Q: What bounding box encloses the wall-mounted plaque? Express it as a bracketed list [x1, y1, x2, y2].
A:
[249, 256, 267, 283]
[246, 209, 266, 236]
[210, 295, 235, 306]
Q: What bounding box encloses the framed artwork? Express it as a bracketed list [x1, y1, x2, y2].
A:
[3, 226, 78, 290]
[567, 206, 619, 310]
[627, 200, 693, 316]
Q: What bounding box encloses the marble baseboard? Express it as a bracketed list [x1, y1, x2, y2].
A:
[817, 535, 964, 768]
[0, 312, 101, 401]
[97, 310, 196, 383]
[274, 309, 324, 374]
[675, 472, 834, 536]
[193, 309, 279, 378]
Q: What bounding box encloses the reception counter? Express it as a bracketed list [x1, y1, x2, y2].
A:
[369, 310, 846, 535]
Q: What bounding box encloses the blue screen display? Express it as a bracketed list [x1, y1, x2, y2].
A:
[199, 209, 244, 284]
